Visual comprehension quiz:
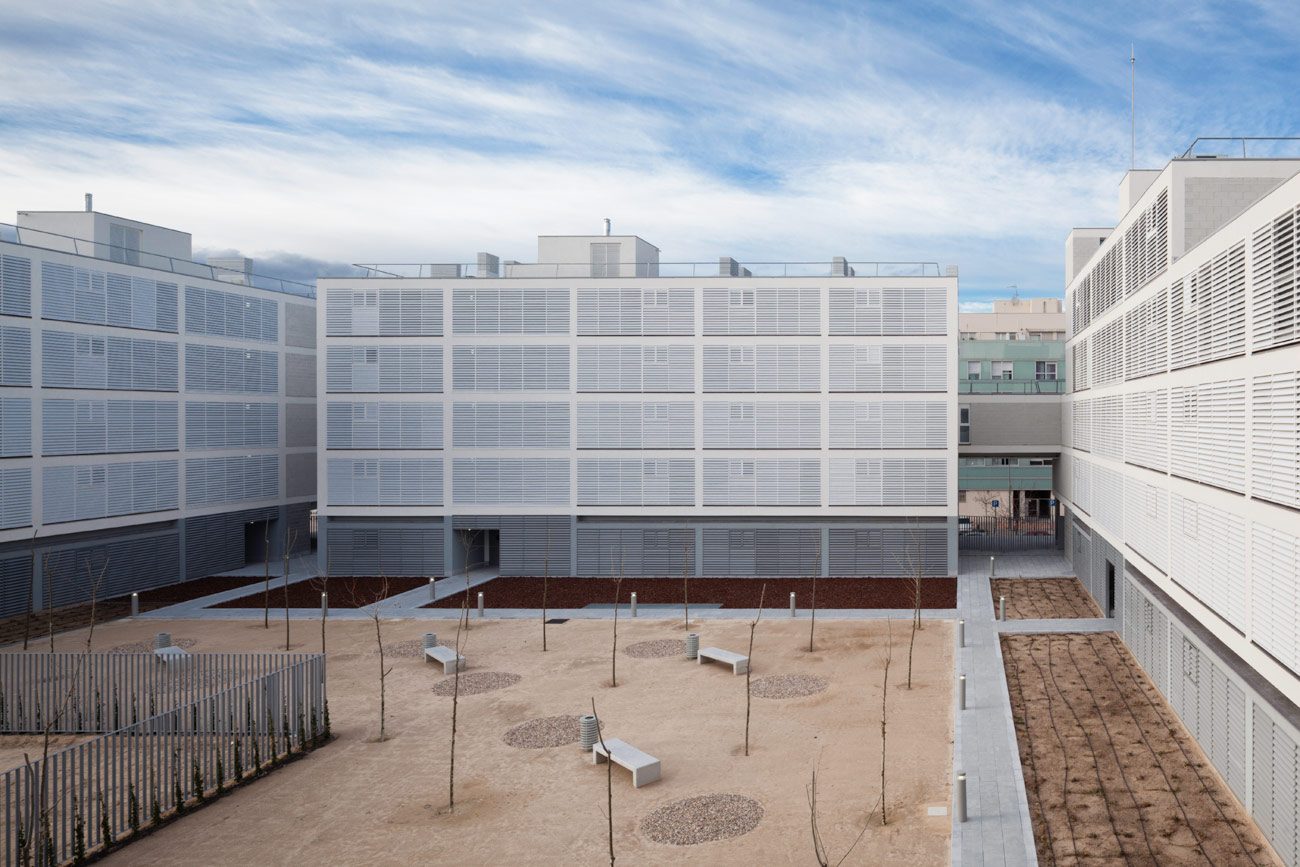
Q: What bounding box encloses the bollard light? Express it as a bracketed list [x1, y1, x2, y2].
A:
[477, 591, 485, 618]
[989, 555, 996, 577]
[131, 591, 139, 617]
[428, 577, 436, 602]
[958, 618, 965, 648]
[957, 773, 968, 822]
[959, 674, 966, 710]
[321, 592, 328, 617]
[630, 592, 638, 617]
[790, 592, 796, 617]
[999, 595, 1006, 622]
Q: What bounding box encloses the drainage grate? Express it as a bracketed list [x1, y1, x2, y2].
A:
[545, 618, 569, 624]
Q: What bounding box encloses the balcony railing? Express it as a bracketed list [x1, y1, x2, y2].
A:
[959, 379, 1066, 395]
[0, 222, 316, 298]
[348, 260, 946, 279]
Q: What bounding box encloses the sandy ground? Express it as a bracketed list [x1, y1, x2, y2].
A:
[1003, 632, 1281, 866]
[22, 614, 954, 865]
[990, 578, 1102, 619]
[0, 734, 92, 773]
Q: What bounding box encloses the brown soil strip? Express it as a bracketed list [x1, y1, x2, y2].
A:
[990, 578, 1102, 619]
[210, 576, 428, 609]
[1002, 632, 1280, 866]
[425, 576, 956, 609]
[0, 576, 294, 647]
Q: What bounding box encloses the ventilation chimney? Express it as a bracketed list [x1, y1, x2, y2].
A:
[603, 218, 611, 237]
[84, 193, 93, 212]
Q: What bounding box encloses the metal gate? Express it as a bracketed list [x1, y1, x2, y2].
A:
[958, 515, 1057, 551]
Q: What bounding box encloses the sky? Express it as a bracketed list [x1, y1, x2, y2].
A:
[1, 1, 1298, 309]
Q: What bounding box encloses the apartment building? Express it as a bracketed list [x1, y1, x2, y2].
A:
[317, 233, 959, 579]
[0, 200, 317, 617]
[1058, 149, 1300, 865]
[958, 298, 1065, 519]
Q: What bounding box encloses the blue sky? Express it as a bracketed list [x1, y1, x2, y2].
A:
[1, 1, 1297, 308]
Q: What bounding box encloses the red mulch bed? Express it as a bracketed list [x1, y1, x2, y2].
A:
[0, 576, 296, 646]
[425, 576, 956, 609]
[209, 576, 429, 609]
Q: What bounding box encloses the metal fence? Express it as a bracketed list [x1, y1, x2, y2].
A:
[1, 652, 327, 866]
[958, 516, 1058, 551]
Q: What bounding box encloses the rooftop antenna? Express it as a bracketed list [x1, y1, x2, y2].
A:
[1008, 284, 1020, 304]
[1129, 45, 1136, 169]
[603, 217, 611, 237]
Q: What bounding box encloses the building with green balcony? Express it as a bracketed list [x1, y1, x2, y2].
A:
[957, 299, 1066, 520]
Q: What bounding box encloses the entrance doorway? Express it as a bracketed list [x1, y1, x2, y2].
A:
[454, 528, 499, 574]
[244, 519, 272, 566]
[1105, 561, 1116, 618]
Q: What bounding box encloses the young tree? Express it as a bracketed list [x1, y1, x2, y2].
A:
[22, 528, 36, 650]
[681, 537, 690, 630]
[806, 759, 872, 867]
[541, 535, 550, 652]
[356, 578, 392, 741]
[456, 528, 481, 632]
[448, 594, 470, 813]
[904, 528, 925, 690]
[591, 697, 614, 867]
[879, 618, 893, 826]
[744, 583, 767, 756]
[609, 553, 624, 688]
[282, 526, 298, 651]
[20, 558, 106, 863]
[808, 534, 822, 652]
[262, 521, 271, 629]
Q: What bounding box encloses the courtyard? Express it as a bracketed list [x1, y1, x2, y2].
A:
[27, 613, 955, 865]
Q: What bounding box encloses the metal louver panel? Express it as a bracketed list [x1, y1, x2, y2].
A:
[575, 402, 694, 448]
[451, 345, 566, 391]
[327, 401, 443, 449]
[576, 527, 693, 575]
[328, 345, 444, 392]
[327, 458, 443, 506]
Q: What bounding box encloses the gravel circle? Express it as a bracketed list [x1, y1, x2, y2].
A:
[624, 639, 688, 659]
[502, 714, 597, 748]
[108, 638, 198, 654]
[749, 674, 828, 699]
[641, 794, 764, 845]
[380, 638, 449, 659]
[431, 671, 522, 696]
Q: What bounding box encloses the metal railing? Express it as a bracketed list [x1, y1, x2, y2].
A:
[1, 652, 327, 866]
[349, 260, 946, 279]
[958, 516, 1058, 551]
[1180, 137, 1300, 159]
[959, 379, 1066, 394]
[0, 223, 316, 299]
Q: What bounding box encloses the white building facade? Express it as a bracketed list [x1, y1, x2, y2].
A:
[1059, 155, 1300, 865]
[0, 205, 317, 617]
[317, 234, 959, 578]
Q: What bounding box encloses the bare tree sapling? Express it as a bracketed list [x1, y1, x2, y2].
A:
[591, 697, 614, 867]
[744, 583, 767, 756]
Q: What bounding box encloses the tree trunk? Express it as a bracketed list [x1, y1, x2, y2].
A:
[263, 522, 271, 629]
[591, 698, 614, 867]
[880, 620, 892, 826]
[744, 584, 766, 756]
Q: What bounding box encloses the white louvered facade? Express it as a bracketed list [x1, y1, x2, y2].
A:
[0, 227, 317, 570]
[319, 247, 958, 577]
[1061, 161, 1300, 750]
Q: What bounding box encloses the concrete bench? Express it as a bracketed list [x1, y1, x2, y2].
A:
[425, 645, 466, 674]
[592, 738, 661, 788]
[154, 646, 189, 664]
[698, 646, 748, 675]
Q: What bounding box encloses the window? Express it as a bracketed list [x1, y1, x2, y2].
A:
[959, 406, 970, 444]
[1035, 361, 1058, 380]
[965, 361, 981, 380]
[958, 491, 967, 503]
[991, 361, 1014, 380]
